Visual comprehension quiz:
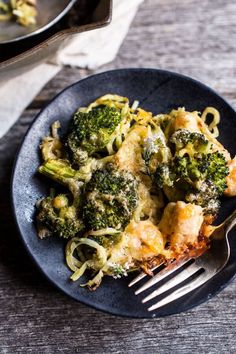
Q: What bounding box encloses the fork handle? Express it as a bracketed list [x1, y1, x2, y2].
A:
[224, 209, 236, 234]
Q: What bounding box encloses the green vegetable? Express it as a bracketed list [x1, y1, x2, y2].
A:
[39, 159, 81, 183]
[197, 151, 229, 194]
[82, 165, 138, 230]
[37, 194, 83, 239]
[66, 106, 122, 164]
[90, 233, 122, 249]
[186, 181, 221, 215]
[155, 164, 173, 188]
[38, 158, 96, 190]
[154, 151, 229, 215]
[170, 129, 210, 154]
[142, 126, 171, 175]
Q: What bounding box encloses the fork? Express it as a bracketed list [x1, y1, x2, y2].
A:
[129, 209, 236, 311]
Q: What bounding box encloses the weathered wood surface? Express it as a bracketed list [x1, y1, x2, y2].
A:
[1, 0, 236, 352]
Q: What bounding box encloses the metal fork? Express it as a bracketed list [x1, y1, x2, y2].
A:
[129, 209, 236, 311]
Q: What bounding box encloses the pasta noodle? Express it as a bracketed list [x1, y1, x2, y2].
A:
[201, 107, 220, 138]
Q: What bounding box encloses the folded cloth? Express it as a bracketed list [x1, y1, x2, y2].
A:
[0, 0, 144, 139]
[57, 0, 144, 69]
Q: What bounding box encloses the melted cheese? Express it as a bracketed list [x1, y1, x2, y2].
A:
[159, 201, 204, 252]
[105, 219, 165, 267]
[225, 157, 236, 196]
[135, 182, 164, 223]
[197, 117, 231, 161]
[114, 124, 163, 223]
[174, 110, 200, 132]
[114, 125, 148, 175]
[125, 220, 165, 261]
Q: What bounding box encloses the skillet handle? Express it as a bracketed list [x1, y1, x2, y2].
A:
[66, 0, 112, 31]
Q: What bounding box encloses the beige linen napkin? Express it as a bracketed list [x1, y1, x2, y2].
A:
[0, 0, 144, 139]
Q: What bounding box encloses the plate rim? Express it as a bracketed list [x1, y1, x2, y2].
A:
[11, 68, 236, 318]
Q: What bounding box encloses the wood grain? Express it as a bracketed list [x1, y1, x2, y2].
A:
[1, 0, 236, 353]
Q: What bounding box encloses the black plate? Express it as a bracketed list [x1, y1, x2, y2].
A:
[11, 69, 236, 318]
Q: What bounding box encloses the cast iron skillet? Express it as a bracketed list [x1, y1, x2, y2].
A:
[0, 0, 112, 82]
[0, 0, 77, 44]
[11, 69, 236, 318]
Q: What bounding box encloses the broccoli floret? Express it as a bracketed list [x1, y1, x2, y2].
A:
[154, 151, 229, 215]
[197, 151, 229, 194]
[82, 166, 138, 230]
[173, 155, 202, 181]
[170, 129, 210, 153]
[66, 106, 122, 164]
[186, 181, 221, 215]
[109, 264, 128, 278]
[38, 158, 96, 194]
[155, 164, 173, 188]
[142, 137, 165, 175]
[91, 233, 122, 248]
[142, 126, 171, 175]
[37, 194, 83, 239]
[39, 159, 82, 184]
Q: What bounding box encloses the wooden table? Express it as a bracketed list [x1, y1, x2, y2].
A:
[1, 0, 236, 352]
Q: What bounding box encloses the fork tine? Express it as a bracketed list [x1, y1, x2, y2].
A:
[148, 270, 212, 311]
[128, 263, 164, 287]
[142, 261, 200, 303]
[135, 259, 190, 295]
